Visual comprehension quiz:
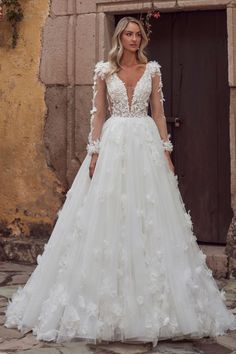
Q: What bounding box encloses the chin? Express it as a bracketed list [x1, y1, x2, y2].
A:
[126, 47, 137, 53]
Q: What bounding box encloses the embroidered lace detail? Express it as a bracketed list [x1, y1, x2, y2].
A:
[161, 134, 173, 152]
[106, 62, 153, 118]
[87, 61, 109, 155]
[149, 61, 165, 103]
[87, 60, 174, 154]
[86, 138, 100, 156]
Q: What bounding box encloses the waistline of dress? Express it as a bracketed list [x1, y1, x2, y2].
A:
[108, 114, 151, 119]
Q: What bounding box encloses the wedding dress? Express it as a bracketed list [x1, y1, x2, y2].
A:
[4, 60, 236, 346]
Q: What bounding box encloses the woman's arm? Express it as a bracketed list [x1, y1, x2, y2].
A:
[149, 62, 174, 172]
[87, 62, 107, 179]
[87, 62, 107, 156]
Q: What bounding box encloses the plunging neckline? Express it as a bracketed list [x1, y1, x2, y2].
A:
[114, 63, 149, 113]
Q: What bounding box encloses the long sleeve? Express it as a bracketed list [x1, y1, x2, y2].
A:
[149, 62, 173, 152]
[86, 61, 107, 156]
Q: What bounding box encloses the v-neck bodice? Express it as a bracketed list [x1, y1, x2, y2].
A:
[114, 64, 149, 113]
[98, 61, 159, 118]
[86, 59, 164, 155]
[86, 59, 165, 155]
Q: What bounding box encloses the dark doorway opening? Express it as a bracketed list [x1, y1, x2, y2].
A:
[115, 10, 232, 244]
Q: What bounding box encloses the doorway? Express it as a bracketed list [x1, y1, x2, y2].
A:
[115, 10, 232, 243]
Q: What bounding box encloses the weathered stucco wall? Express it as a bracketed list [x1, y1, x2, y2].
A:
[0, 0, 65, 258]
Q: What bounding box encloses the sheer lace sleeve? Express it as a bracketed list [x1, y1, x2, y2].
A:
[149, 61, 173, 152]
[86, 61, 107, 156]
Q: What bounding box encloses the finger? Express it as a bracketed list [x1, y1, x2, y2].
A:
[90, 162, 97, 169]
[89, 163, 96, 170]
[89, 166, 95, 178]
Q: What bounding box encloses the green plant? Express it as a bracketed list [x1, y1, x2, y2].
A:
[1, 0, 23, 48]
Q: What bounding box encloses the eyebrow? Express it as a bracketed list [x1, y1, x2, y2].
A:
[125, 30, 141, 34]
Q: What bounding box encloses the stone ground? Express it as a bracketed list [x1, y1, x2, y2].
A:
[0, 262, 236, 354]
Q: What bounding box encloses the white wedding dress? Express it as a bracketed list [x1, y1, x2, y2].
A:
[4, 60, 236, 346]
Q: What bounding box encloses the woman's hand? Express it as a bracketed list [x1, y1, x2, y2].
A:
[89, 153, 99, 179]
[164, 151, 175, 174]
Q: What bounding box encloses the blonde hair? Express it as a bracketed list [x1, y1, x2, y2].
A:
[108, 16, 149, 75]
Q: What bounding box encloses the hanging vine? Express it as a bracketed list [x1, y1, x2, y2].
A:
[1, 0, 23, 48]
[139, 2, 161, 40]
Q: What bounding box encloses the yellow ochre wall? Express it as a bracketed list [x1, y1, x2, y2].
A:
[0, 1, 64, 239]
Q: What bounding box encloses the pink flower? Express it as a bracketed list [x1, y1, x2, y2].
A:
[152, 11, 161, 19]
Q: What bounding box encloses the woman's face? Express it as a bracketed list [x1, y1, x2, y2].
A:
[120, 21, 142, 52]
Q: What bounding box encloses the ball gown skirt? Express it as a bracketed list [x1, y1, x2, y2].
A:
[4, 114, 236, 346]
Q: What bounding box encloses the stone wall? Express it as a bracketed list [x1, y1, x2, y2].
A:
[0, 0, 65, 262]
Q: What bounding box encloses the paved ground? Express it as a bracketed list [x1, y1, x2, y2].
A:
[0, 261, 236, 354]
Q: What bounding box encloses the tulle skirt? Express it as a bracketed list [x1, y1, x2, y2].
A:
[4, 114, 236, 346]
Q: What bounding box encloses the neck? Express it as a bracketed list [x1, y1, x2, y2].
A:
[120, 50, 139, 66]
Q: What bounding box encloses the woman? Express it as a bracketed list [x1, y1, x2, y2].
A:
[4, 16, 236, 347]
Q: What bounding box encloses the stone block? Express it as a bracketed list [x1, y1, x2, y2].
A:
[9, 273, 31, 285]
[17, 349, 60, 354]
[0, 261, 35, 273]
[177, 0, 229, 10]
[0, 333, 44, 351]
[40, 16, 68, 85]
[96, 0, 137, 2]
[97, 12, 114, 59]
[227, 7, 236, 87]
[50, 1, 76, 15]
[200, 245, 228, 279]
[75, 86, 92, 160]
[0, 326, 24, 340]
[226, 215, 236, 253]
[96, 0, 176, 13]
[50, 0, 68, 15]
[155, 1, 179, 10]
[44, 87, 68, 187]
[0, 272, 8, 286]
[66, 159, 82, 187]
[67, 15, 77, 85]
[1, 237, 46, 264]
[76, 14, 96, 85]
[229, 88, 236, 213]
[89, 341, 150, 354]
[76, 0, 96, 14]
[216, 334, 236, 351]
[229, 258, 236, 279]
[0, 285, 18, 299]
